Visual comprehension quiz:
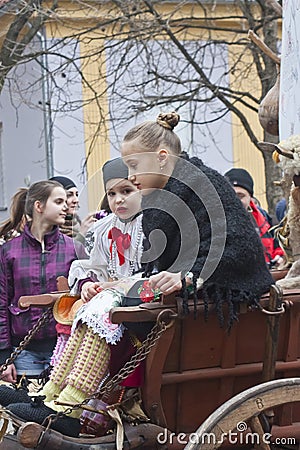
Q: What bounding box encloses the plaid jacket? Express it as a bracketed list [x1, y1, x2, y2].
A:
[0, 223, 85, 359]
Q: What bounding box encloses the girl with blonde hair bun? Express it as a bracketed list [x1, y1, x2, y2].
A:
[122, 111, 273, 322]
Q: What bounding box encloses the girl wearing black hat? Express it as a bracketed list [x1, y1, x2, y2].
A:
[49, 176, 98, 244]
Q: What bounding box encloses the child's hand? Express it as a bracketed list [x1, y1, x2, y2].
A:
[149, 271, 182, 294]
[79, 212, 97, 237]
[81, 281, 102, 303]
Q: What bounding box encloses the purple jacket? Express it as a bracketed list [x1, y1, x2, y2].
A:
[0, 224, 86, 361]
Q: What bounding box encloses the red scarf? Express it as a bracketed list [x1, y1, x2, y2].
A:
[108, 227, 131, 266]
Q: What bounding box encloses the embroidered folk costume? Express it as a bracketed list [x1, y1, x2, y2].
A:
[37, 211, 146, 429]
[70, 212, 144, 345]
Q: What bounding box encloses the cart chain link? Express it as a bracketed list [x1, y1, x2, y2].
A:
[43, 309, 176, 426]
[0, 307, 53, 377]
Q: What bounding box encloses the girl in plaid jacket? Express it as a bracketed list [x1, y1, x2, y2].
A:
[0, 180, 86, 382]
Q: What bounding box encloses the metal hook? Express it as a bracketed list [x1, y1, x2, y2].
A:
[157, 309, 177, 329]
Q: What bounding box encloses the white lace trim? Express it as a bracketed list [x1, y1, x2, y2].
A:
[79, 316, 124, 345]
[71, 288, 125, 345]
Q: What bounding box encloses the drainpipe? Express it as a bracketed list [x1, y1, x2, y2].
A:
[36, 28, 54, 178]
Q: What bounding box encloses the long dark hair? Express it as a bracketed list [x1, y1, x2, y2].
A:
[0, 188, 28, 241]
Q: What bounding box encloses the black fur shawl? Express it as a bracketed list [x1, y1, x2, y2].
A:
[141, 153, 273, 325]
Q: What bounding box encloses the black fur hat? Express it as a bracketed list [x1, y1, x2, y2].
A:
[102, 157, 128, 187]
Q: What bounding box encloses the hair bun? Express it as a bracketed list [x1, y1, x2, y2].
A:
[156, 111, 180, 131]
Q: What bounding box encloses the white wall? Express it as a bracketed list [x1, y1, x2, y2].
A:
[0, 37, 89, 223]
[280, 0, 300, 139]
[0, 60, 47, 222]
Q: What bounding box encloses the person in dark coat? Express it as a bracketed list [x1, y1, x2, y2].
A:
[121, 112, 273, 325]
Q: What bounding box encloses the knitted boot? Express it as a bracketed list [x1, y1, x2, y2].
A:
[44, 328, 111, 419]
[66, 326, 110, 395]
[50, 333, 69, 367]
[40, 324, 87, 401]
[7, 401, 81, 437]
[39, 379, 62, 403]
[0, 385, 31, 406]
[45, 385, 86, 419]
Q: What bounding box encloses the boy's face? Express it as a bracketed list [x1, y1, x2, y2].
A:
[234, 186, 251, 210]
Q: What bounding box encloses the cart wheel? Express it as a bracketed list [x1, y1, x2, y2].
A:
[184, 377, 300, 450]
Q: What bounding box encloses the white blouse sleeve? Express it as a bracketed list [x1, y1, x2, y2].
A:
[68, 215, 114, 294]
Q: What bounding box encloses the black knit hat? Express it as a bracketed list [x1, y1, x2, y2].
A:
[224, 168, 254, 197]
[49, 176, 77, 190]
[102, 157, 128, 187]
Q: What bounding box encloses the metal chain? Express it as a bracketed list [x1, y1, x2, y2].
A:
[46, 309, 176, 421]
[99, 315, 168, 397]
[0, 307, 53, 376]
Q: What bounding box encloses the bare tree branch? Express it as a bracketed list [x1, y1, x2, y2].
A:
[0, 0, 283, 210]
[248, 29, 280, 65]
[265, 0, 282, 16]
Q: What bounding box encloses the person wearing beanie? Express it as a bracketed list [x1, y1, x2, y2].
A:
[49, 176, 77, 191]
[225, 168, 284, 268]
[49, 176, 97, 244]
[83, 158, 128, 254]
[69, 156, 143, 290]
[224, 168, 254, 207]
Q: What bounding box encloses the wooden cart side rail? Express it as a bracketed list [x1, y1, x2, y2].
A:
[109, 288, 300, 325]
[161, 359, 300, 385]
[16, 270, 290, 311]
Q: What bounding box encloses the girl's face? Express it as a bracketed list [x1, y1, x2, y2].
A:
[66, 187, 79, 215]
[121, 142, 168, 194]
[38, 187, 68, 225]
[106, 178, 141, 220]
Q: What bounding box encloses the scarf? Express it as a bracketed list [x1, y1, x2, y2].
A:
[142, 153, 273, 327]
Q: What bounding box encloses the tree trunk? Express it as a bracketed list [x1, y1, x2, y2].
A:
[260, 4, 281, 215]
[262, 133, 283, 218]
